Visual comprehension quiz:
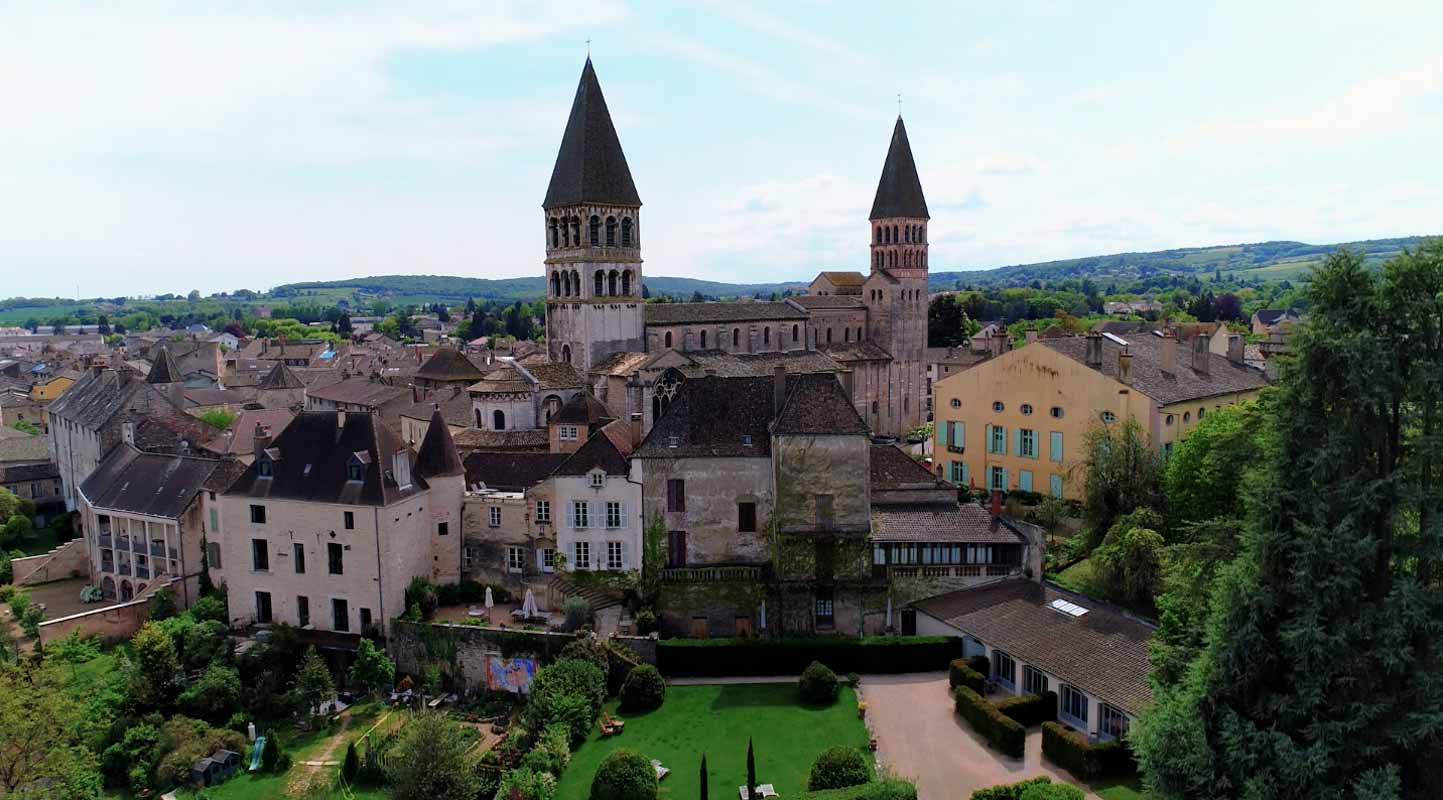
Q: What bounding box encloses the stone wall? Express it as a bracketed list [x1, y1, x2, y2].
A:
[640, 456, 773, 566]
[388, 620, 657, 690]
[13, 538, 88, 585]
[38, 595, 150, 646]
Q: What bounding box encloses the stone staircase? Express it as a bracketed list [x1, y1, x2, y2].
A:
[547, 575, 623, 611]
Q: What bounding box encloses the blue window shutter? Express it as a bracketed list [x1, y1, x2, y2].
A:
[985, 423, 993, 454]
[952, 421, 965, 449]
[1013, 428, 1021, 457]
[936, 422, 947, 446]
[1051, 431, 1063, 462]
[1020, 470, 1033, 492]
[1002, 468, 1009, 490]
[1050, 474, 1063, 498]
[962, 462, 970, 487]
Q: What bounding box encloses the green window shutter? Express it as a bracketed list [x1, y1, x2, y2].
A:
[962, 462, 970, 487]
[1002, 468, 1010, 490]
[1050, 431, 1063, 462]
[1050, 474, 1063, 498]
[1020, 470, 1033, 492]
[1013, 428, 1021, 457]
[936, 422, 947, 446]
[952, 421, 965, 449]
[985, 423, 993, 454]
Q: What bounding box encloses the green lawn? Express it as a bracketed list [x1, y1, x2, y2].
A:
[1051, 558, 1097, 594]
[1093, 776, 1151, 800]
[555, 683, 871, 800]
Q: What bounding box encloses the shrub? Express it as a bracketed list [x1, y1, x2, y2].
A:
[658, 635, 959, 677]
[619, 663, 666, 712]
[524, 659, 606, 743]
[966, 654, 990, 674]
[971, 776, 1054, 800]
[954, 686, 1025, 759]
[799, 661, 840, 705]
[564, 597, 594, 631]
[498, 766, 557, 800]
[519, 723, 571, 777]
[807, 746, 870, 791]
[191, 594, 227, 624]
[260, 734, 281, 772]
[404, 577, 438, 620]
[993, 691, 1057, 726]
[1040, 722, 1134, 781]
[846, 672, 861, 687]
[342, 741, 359, 782]
[949, 658, 985, 693]
[1019, 783, 1084, 800]
[589, 749, 657, 800]
[558, 636, 609, 676]
[794, 779, 918, 799]
[147, 587, 177, 621]
[0, 552, 11, 585]
[634, 607, 657, 635]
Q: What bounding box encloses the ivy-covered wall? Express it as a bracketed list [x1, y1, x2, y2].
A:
[389, 620, 657, 689]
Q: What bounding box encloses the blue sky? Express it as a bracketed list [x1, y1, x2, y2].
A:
[2, 1, 1440, 297]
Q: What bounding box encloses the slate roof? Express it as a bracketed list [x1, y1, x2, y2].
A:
[147, 347, 182, 384]
[467, 367, 532, 394]
[543, 58, 641, 210]
[817, 271, 866, 289]
[914, 580, 1156, 716]
[48, 369, 176, 431]
[554, 394, 613, 425]
[0, 462, 59, 483]
[202, 408, 295, 457]
[1041, 332, 1269, 405]
[415, 407, 464, 478]
[869, 116, 930, 220]
[79, 445, 225, 519]
[226, 411, 427, 506]
[644, 302, 808, 325]
[527, 362, 585, 390]
[415, 348, 486, 383]
[871, 503, 1028, 544]
[647, 350, 843, 380]
[399, 388, 473, 428]
[772, 373, 869, 435]
[1091, 321, 1153, 336]
[183, 388, 249, 408]
[463, 450, 566, 492]
[257, 361, 305, 390]
[0, 432, 50, 464]
[637, 372, 867, 458]
[791, 295, 866, 309]
[869, 443, 951, 491]
[551, 423, 631, 477]
[305, 378, 410, 408]
[131, 411, 215, 453]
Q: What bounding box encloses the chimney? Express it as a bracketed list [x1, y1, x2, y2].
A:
[990, 489, 1002, 518]
[1085, 331, 1103, 368]
[773, 364, 787, 416]
[1227, 334, 1245, 365]
[1025, 329, 1038, 345]
[1160, 333, 1176, 375]
[1118, 346, 1133, 385]
[630, 412, 643, 449]
[253, 422, 270, 464]
[1192, 334, 1210, 375]
[991, 330, 1009, 358]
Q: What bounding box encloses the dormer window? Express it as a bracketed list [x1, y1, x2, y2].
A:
[559, 425, 578, 442]
[668, 434, 680, 448]
[346, 461, 364, 482]
[590, 472, 605, 488]
[742, 435, 753, 447]
[257, 458, 273, 478]
[393, 452, 412, 490]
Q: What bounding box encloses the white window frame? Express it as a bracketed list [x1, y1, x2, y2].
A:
[1099, 703, 1129, 741]
[572, 500, 589, 529]
[1060, 684, 1090, 728]
[506, 546, 525, 574]
[535, 500, 550, 523]
[489, 506, 501, 527]
[606, 501, 622, 529]
[573, 541, 590, 570]
[992, 650, 1016, 690]
[1023, 665, 1049, 695]
[590, 471, 605, 488]
[560, 425, 578, 441]
[540, 547, 555, 573]
[1019, 428, 1037, 458]
[606, 541, 624, 570]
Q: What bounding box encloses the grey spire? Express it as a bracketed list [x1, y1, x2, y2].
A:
[869, 116, 929, 220]
[543, 58, 642, 210]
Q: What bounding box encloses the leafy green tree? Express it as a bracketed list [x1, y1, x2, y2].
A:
[0, 515, 32, 548]
[129, 622, 181, 710]
[1092, 523, 1165, 611]
[179, 662, 242, 723]
[386, 712, 482, 800]
[1133, 247, 1443, 799]
[295, 646, 333, 717]
[0, 660, 103, 797]
[1079, 417, 1165, 550]
[347, 638, 395, 696]
[146, 586, 177, 620]
[1164, 403, 1265, 529]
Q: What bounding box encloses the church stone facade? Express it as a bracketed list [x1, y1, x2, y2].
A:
[541, 58, 932, 440]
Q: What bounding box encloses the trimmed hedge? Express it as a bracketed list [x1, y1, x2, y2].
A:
[1041, 722, 1135, 781]
[799, 661, 841, 705]
[619, 664, 666, 712]
[954, 687, 1025, 759]
[794, 779, 919, 800]
[993, 691, 1057, 727]
[970, 776, 1054, 800]
[948, 659, 985, 694]
[657, 635, 959, 677]
[966, 654, 990, 675]
[1020, 783, 1084, 800]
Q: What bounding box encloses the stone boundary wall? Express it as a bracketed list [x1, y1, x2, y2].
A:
[389, 620, 657, 691]
[13, 539, 88, 586]
[38, 595, 150, 646]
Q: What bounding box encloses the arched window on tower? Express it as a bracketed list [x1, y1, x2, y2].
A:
[562, 344, 571, 363]
[589, 215, 601, 246]
[792, 324, 799, 343]
[608, 270, 618, 296]
[763, 327, 771, 345]
[571, 270, 580, 297]
[493, 410, 506, 430]
[621, 270, 632, 295]
[905, 226, 911, 243]
[665, 331, 673, 348]
[570, 217, 580, 245]
[475, 409, 482, 428]
[550, 272, 560, 296]
[892, 224, 899, 243]
[700, 329, 707, 348]
[606, 216, 617, 246]
[594, 271, 605, 296]
[621, 217, 633, 247]
[826, 328, 832, 344]
[559, 218, 569, 247]
[920, 224, 926, 243]
[732, 328, 740, 348]
[857, 326, 863, 341]
[549, 219, 559, 248]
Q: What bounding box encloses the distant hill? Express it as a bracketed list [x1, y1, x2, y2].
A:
[271, 274, 810, 303]
[929, 235, 1433, 290]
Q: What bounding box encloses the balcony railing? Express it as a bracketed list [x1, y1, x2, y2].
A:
[882, 564, 1018, 580]
[97, 533, 112, 548]
[135, 565, 150, 579]
[660, 565, 767, 584]
[117, 563, 131, 576]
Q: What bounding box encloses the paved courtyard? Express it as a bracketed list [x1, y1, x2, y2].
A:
[861, 672, 1095, 800]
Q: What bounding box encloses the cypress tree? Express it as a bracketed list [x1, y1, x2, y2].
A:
[1133, 247, 1443, 799]
[699, 753, 708, 800]
[745, 739, 756, 800]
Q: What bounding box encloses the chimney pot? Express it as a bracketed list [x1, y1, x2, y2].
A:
[1160, 333, 1177, 374]
[1085, 331, 1104, 368]
[1192, 334, 1210, 375]
[990, 489, 1003, 518]
[1227, 333, 1245, 365]
[1119, 347, 1134, 386]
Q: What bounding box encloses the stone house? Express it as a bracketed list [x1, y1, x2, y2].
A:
[465, 361, 584, 432]
[0, 462, 64, 523]
[217, 409, 463, 637]
[303, 377, 413, 431]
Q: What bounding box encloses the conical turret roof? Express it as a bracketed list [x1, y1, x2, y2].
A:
[414, 406, 463, 478]
[869, 116, 929, 220]
[543, 58, 641, 210]
[147, 347, 182, 384]
[258, 361, 305, 390]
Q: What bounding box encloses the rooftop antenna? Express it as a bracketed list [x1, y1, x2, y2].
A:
[586, 38, 591, 57]
[897, 92, 902, 116]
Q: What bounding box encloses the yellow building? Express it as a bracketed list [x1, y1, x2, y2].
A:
[30, 374, 75, 402]
[933, 330, 1267, 500]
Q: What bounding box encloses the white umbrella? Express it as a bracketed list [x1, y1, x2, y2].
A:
[484, 586, 494, 610]
[885, 596, 893, 630]
[521, 588, 538, 618]
[759, 599, 767, 630]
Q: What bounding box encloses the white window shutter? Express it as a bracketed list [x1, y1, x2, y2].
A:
[619, 501, 629, 528]
[565, 502, 575, 528]
[620, 541, 629, 569]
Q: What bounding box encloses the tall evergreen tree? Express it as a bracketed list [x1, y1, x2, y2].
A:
[699, 753, 708, 800]
[1133, 246, 1443, 799]
[745, 739, 756, 800]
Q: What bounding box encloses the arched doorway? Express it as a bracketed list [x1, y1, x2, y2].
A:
[493, 410, 506, 430]
[101, 576, 116, 600]
[120, 580, 133, 601]
[561, 344, 571, 364]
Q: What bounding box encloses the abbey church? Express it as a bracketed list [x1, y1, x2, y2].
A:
[540, 58, 931, 440]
